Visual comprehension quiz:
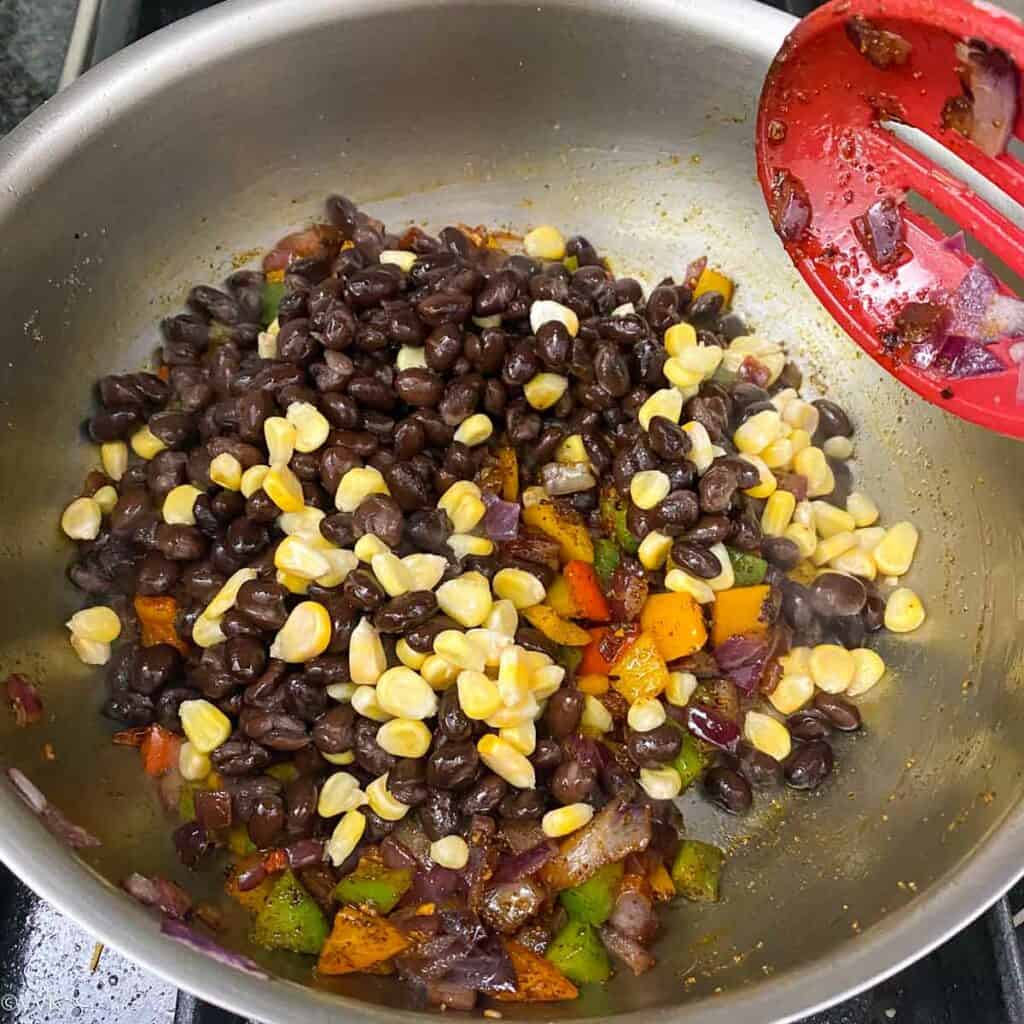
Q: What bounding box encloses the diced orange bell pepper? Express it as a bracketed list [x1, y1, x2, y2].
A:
[521, 502, 594, 564]
[692, 266, 734, 308]
[522, 605, 592, 646]
[640, 592, 707, 662]
[648, 862, 677, 902]
[610, 632, 670, 703]
[577, 673, 609, 696]
[546, 575, 578, 618]
[263, 848, 289, 874]
[140, 724, 181, 777]
[134, 595, 188, 653]
[497, 445, 519, 502]
[226, 856, 274, 913]
[495, 941, 579, 1002]
[710, 584, 773, 648]
[157, 365, 170, 382]
[579, 625, 640, 676]
[562, 561, 610, 622]
[317, 906, 409, 975]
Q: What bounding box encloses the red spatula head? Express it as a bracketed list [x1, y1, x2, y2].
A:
[756, 0, 1024, 439]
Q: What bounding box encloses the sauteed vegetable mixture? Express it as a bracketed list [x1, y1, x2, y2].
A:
[53, 197, 926, 1005]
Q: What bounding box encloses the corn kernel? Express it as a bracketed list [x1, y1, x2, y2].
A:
[707, 542, 735, 591]
[486, 693, 542, 731]
[780, 646, 812, 675]
[638, 531, 673, 571]
[67, 606, 121, 643]
[448, 494, 487, 533]
[351, 685, 392, 722]
[744, 710, 792, 761]
[205, 568, 258, 618]
[264, 416, 296, 465]
[854, 526, 886, 553]
[430, 835, 468, 868]
[486, 599, 519, 638]
[734, 409, 784, 455]
[496, 645, 531, 706]
[433, 630, 484, 673]
[809, 644, 856, 693]
[396, 345, 427, 371]
[556, 434, 588, 465]
[61, 496, 102, 540]
[275, 535, 331, 580]
[628, 697, 666, 732]
[662, 357, 703, 392]
[848, 648, 886, 696]
[438, 480, 481, 517]
[448, 533, 495, 559]
[794, 446, 833, 498]
[421, 654, 459, 690]
[680, 421, 715, 474]
[464, 628, 509, 668]
[874, 522, 919, 577]
[379, 249, 416, 272]
[69, 634, 111, 665]
[638, 389, 683, 431]
[326, 809, 366, 866]
[531, 664, 566, 700]
[100, 441, 128, 481]
[377, 718, 432, 759]
[452, 412, 494, 448]
[130, 425, 166, 460]
[322, 749, 356, 766]
[318, 772, 365, 817]
[397, 638, 427, 670]
[673, 343, 723, 378]
[611, 302, 635, 318]
[793, 500, 814, 528]
[665, 670, 698, 706]
[521, 650, 552, 674]
[263, 463, 305, 513]
[178, 742, 211, 782]
[335, 466, 389, 513]
[240, 464, 269, 498]
[782, 399, 820, 434]
[402, 553, 447, 591]
[829, 547, 877, 580]
[812, 501, 856, 539]
[257, 328, 278, 359]
[457, 670, 502, 719]
[738, 453, 777, 498]
[376, 666, 438, 720]
[477, 734, 536, 788]
[436, 572, 493, 627]
[201, 454, 241, 496]
[542, 802, 595, 839]
[500, 721, 536, 756]
[326, 682, 356, 704]
[529, 301, 579, 338]
[664, 321, 697, 355]
[812, 531, 857, 566]
[90, 486, 118, 517]
[581, 694, 613, 734]
[524, 224, 567, 260]
[845, 492, 879, 528]
[789, 428, 812, 457]
[316, 547, 360, 588]
[639, 766, 683, 801]
[473, 313, 502, 329]
[492, 568, 546, 609]
[762, 490, 796, 537]
[885, 587, 925, 632]
[352, 535, 388, 565]
[665, 568, 716, 604]
[760, 437, 794, 470]
[179, 699, 231, 754]
[630, 469, 671, 511]
[161, 484, 202, 526]
[349, 618, 386, 686]
[523, 372, 569, 411]
[768, 673, 814, 714]
[822, 435, 854, 460]
[783, 523, 817, 558]
[270, 601, 331, 662]
[370, 551, 413, 597]
[192, 612, 227, 648]
[285, 401, 330, 453]
[430, 834, 471, 870]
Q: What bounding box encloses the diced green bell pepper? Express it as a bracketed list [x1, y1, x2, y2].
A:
[545, 919, 611, 984]
[228, 825, 257, 857]
[260, 280, 286, 327]
[562, 255, 580, 273]
[599, 491, 638, 556]
[250, 869, 329, 955]
[333, 862, 412, 914]
[178, 782, 196, 822]
[559, 861, 623, 925]
[726, 547, 767, 587]
[671, 840, 724, 903]
[266, 761, 299, 783]
[593, 538, 621, 590]
[671, 730, 709, 792]
[557, 644, 584, 676]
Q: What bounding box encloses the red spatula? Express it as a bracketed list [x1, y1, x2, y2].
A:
[756, 0, 1024, 439]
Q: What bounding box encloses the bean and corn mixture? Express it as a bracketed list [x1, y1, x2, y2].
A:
[58, 197, 926, 1005]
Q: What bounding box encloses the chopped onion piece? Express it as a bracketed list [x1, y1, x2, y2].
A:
[956, 40, 1019, 158]
[160, 918, 269, 978]
[7, 768, 101, 849]
[541, 462, 596, 496]
[6, 673, 42, 726]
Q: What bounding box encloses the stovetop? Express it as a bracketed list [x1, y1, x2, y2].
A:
[1, 1, 1023, 1022]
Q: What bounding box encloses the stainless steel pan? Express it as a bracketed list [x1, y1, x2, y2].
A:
[0, 1, 1022, 1021]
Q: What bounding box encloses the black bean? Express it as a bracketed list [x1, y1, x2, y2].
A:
[783, 739, 834, 789]
[247, 795, 285, 848]
[830, 613, 866, 649]
[810, 572, 867, 618]
[736, 742, 783, 789]
[439, 379, 481, 426]
[393, 368, 443, 408]
[211, 737, 271, 776]
[233, 579, 287, 631]
[697, 462, 739, 514]
[424, 323, 463, 371]
[704, 765, 752, 813]
[351, 493, 403, 548]
[341, 568, 385, 612]
[762, 536, 801, 571]
[545, 689, 584, 740]
[787, 709, 831, 742]
[530, 738, 562, 774]
[426, 739, 479, 791]
[460, 774, 507, 815]
[593, 344, 631, 398]
[385, 461, 433, 511]
[419, 788, 461, 841]
[388, 759, 429, 806]
[671, 540, 722, 579]
[354, 717, 397, 775]
[813, 693, 861, 731]
[506, 404, 541, 444]
[154, 524, 206, 561]
[813, 399, 854, 439]
[131, 644, 180, 695]
[312, 705, 355, 755]
[550, 760, 596, 805]
[436, 686, 473, 742]
[499, 790, 546, 821]
[862, 593, 886, 632]
[134, 552, 178, 596]
[626, 725, 682, 768]
[374, 591, 439, 634]
[284, 776, 318, 837]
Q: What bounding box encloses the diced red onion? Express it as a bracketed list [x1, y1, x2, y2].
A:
[852, 197, 905, 269]
[599, 924, 656, 976]
[262, 224, 341, 273]
[845, 16, 912, 69]
[381, 834, 420, 870]
[956, 41, 1019, 158]
[771, 171, 812, 244]
[481, 494, 520, 541]
[412, 865, 463, 902]
[541, 462, 596, 496]
[123, 873, 192, 919]
[940, 231, 968, 256]
[7, 768, 102, 849]
[684, 706, 741, 753]
[160, 918, 269, 979]
[683, 256, 708, 292]
[285, 839, 325, 869]
[492, 840, 557, 882]
[713, 635, 769, 671]
[426, 981, 477, 1010]
[949, 263, 999, 338]
[6, 674, 42, 726]
[157, 766, 184, 814]
[609, 890, 658, 945]
[739, 356, 771, 388]
[936, 335, 1005, 378]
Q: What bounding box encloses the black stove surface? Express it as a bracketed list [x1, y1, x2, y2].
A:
[0, 1, 1022, 1022]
